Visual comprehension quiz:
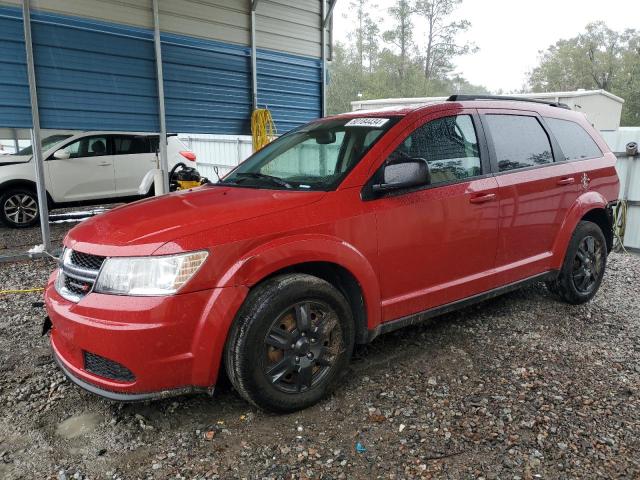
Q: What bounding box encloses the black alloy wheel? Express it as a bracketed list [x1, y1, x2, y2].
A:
[264, 301, 342, 393]
[225, 273, 355, 412]
[572, 235, 604, 294]
[547, 220, 607, 304]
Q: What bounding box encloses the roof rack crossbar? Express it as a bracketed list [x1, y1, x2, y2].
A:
[447, 94, 571, 110]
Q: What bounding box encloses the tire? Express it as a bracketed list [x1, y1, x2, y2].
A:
[0, 187, 40, 228]
[547, 220, 607, 305]
[224, 273, 355, 413]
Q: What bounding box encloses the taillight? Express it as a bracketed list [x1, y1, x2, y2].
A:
[180, 151, 196, 161]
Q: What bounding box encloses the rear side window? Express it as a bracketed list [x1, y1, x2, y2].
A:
[544, 117, 602, 161]
[390, 115, 481, 185]
[113, 136, 149, 155]
[484, 115, 553, 172]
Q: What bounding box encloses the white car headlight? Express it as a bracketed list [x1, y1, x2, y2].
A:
[94, 251, 208, 296]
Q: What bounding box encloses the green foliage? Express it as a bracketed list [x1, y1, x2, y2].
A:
[529, 22, 640, 126]
[327, 0, 487, 114]
[414, 0, 477, 80]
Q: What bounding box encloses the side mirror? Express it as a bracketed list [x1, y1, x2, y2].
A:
[53, 149, 70, 160]
[372, 158, 430, 193]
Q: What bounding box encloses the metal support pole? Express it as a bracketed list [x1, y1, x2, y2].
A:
[250, 0, 259, 110]
[12, 129, 20, 153]
[321, 0, 327, 117]
[152, 0, 169, 195]
[22, 0, 51, 252]
[323, 0, 337, 28]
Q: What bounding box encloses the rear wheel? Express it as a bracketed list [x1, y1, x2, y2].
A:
[547, 220, 607, 304]
[0, 188, 39, 228]
[224, 274, 354, 413]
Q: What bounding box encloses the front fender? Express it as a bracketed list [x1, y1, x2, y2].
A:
[551, 191, 609, 269]
[217, 234, 382, 330]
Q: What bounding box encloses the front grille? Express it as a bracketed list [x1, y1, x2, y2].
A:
[64, 275, 92, 296]
[84, 351, 135, 382]
[70, 251, 105, 271]
[56, 249, 106, 302]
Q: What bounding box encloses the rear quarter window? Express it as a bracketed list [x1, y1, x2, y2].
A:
[484, 115, 553, 172]
[113, 136, 149, 155]
[544, 117, 602, 161]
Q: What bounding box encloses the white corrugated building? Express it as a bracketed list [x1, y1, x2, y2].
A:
[601, 128, 640, 253]
[350, 90, 625, 132]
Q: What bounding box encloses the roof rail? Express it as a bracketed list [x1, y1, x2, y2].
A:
[447, 94, 571, 110]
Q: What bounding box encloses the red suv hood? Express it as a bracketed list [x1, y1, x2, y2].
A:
[66, 186, 325, 256]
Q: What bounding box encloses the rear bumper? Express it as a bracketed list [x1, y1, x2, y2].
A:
[45, 271, 248, 399]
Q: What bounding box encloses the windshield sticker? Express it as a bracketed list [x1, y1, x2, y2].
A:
[345, 118, 389, 128]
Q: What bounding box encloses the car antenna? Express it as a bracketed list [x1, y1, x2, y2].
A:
[213, 165, 221, 182]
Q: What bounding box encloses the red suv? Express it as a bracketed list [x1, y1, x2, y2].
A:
[44, 95, 619, 412]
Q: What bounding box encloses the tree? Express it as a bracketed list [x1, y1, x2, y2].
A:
[413, 0, 477, 80]
[383, 0, 414, 80]
[327, 42, 362, 114]
[327, 0, 487, 115]
[529, 22, 640, 126]
[348, 0, 380, 74]
[363, 15, 381, 73]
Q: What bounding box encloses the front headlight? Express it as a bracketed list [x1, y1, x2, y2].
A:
[94, 251, 208, 296]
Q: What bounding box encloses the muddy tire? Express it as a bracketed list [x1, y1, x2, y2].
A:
[547, 221, 607, 305]
[224, 274, 355, 413]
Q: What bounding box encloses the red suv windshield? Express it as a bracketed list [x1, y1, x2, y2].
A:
[221, 117, 399, 190]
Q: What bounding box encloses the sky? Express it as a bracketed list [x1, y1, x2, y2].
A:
[333, 0, 640, 92]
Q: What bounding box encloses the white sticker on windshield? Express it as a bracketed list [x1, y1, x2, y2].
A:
[345, 118, 389, 128]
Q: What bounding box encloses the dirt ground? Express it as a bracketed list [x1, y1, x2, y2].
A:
[0, 252, 639, 479]
[0, 205, 119, 258]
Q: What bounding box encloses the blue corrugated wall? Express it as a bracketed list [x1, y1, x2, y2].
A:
[0, 6, 321, 134]
[0, 6, 30, 129]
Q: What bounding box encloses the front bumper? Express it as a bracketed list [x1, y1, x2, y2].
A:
[53, 349, 208, 401]
[45, 273, 247, 399]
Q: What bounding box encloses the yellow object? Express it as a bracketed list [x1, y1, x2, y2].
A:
[176, 180, 202, 190]
[251, 108, 277, 152]
[0, 287, 44, 295]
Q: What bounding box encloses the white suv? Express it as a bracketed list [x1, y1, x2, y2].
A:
[0, 132, 195, 228]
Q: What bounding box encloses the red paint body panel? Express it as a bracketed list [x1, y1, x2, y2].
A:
[374, 175, 500, 320]
[45, 99, 620, 397]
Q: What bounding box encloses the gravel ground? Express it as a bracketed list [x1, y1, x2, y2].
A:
[0, 253, 639, 479]
[0, 205, 120, 257]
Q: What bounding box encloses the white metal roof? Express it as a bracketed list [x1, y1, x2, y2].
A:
[351, 90, 625, 111]
[507, 90, 624, 104]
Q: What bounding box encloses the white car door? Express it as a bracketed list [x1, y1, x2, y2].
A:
[46, 135, 117, 203]
[112, 135, 157, 196]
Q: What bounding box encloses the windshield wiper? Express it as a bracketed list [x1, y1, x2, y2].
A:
[234, 172, 292, 189]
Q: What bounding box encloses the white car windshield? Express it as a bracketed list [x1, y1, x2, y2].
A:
[14, 134, 73, 156]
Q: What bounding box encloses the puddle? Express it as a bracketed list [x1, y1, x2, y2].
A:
[55, 413, 103, 439]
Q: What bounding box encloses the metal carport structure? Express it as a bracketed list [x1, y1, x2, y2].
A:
[0, 0, 336, 257]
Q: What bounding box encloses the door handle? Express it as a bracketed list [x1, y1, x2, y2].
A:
[469, 193, 497, 204]
[557, 177, 575, 186]
[97, 162, 112, 167]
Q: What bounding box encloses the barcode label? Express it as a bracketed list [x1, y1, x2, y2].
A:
[345, 118, 389, 128]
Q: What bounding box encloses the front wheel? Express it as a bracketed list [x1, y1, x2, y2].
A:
[0, 188, 40, 228]
[547, 220, 607, 304]
[224, 274, 355, 413]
